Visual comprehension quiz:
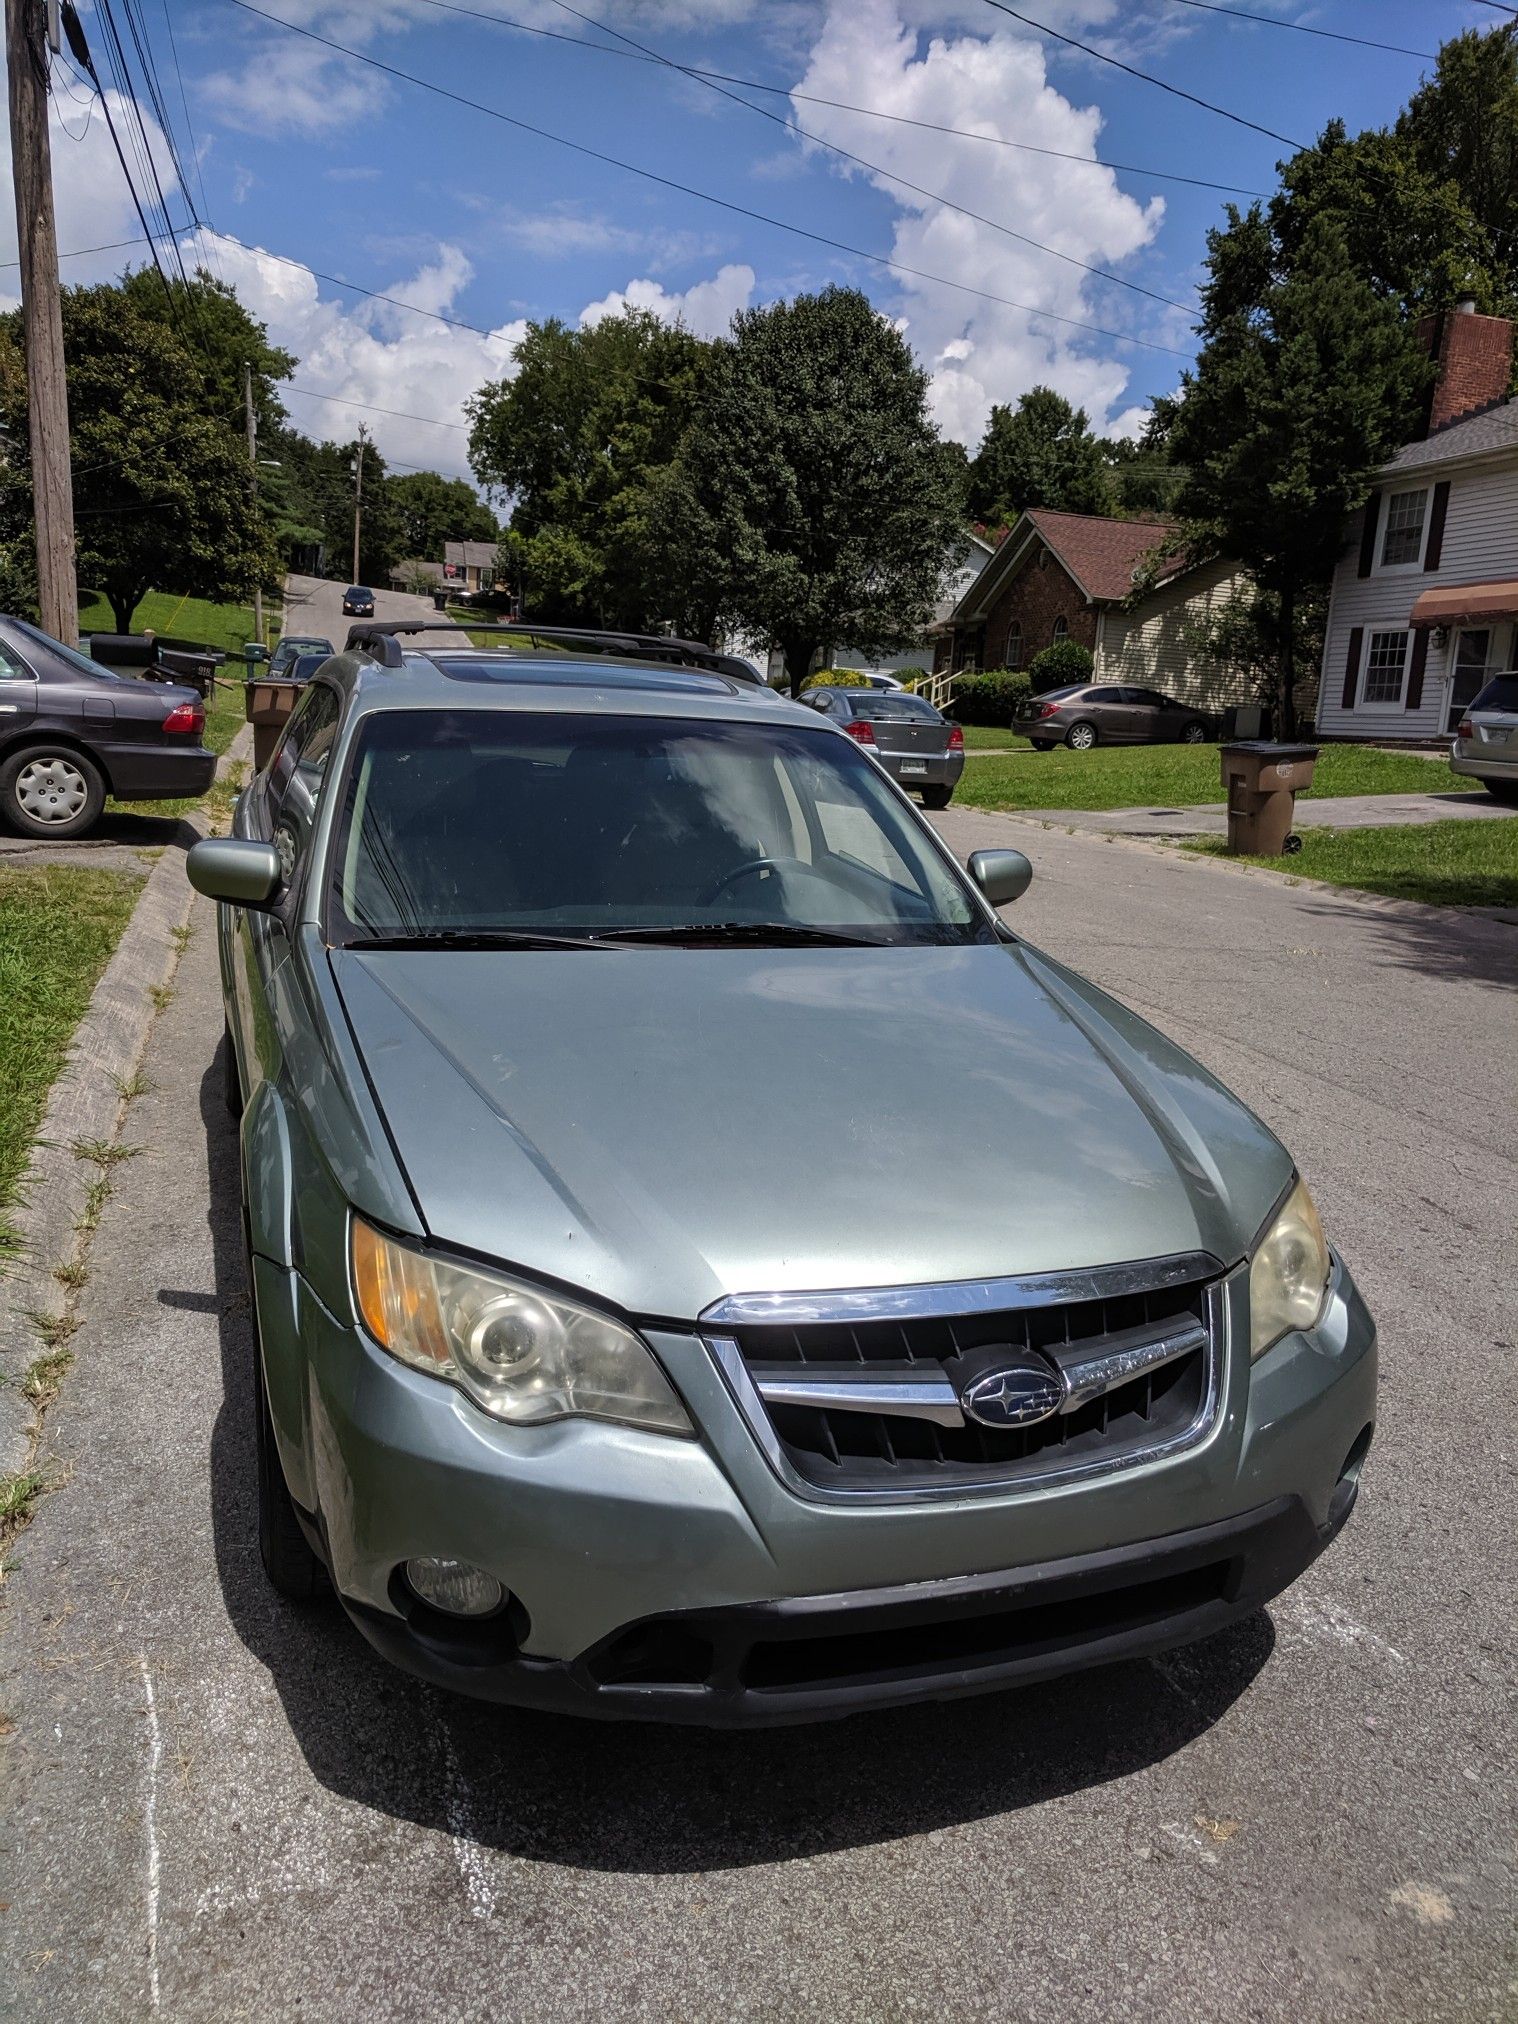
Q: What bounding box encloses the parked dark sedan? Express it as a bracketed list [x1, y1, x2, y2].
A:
[804, 685, 964, 806]
[341, 586, 375, 617]
[0, 616, 214, 839]
[1012, 684, 1217, 751]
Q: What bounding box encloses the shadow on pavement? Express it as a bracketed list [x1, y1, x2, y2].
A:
[198, 1044, 1272, 1877]
[1298, 890, 1517, 991]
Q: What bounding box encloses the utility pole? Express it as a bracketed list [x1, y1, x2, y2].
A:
[6, 0, 78, 643]
[243, 361, 264, 647]
[351, 424, 368, 584]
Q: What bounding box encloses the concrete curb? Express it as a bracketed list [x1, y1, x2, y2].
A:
[0, 723, 254, 1477]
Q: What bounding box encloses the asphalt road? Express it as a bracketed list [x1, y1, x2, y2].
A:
[280, 571, 438, 648]
[1, 813, 1513, 2020]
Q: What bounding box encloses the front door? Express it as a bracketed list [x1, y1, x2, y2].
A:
[1447, 627, 1507, 732]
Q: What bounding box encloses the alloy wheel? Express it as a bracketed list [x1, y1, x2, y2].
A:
[16, 756, 89, 825]
[1182, 724, 1207, 745]
[1067, 723, 1096, 751]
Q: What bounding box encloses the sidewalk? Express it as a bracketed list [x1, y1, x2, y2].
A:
[1008, 787, 1513, 837]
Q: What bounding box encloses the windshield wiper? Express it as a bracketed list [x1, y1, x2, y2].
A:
[342, 929, 624, 953]
[599, 921, 889, 947]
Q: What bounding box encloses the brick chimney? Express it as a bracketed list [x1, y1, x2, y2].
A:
[1413, 302, 1514, 435]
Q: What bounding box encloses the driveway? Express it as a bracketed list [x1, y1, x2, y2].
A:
[0, 820, 1513, 2020]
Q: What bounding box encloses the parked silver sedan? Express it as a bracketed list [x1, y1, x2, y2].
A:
[1450, 672, 1518, 801]
[803, 686, 965, 807]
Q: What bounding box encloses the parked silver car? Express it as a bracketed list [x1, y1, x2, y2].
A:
[188, 631, 1375, 1725]
[803, 685, 966, 806]
[1450, 672, 1518, 800]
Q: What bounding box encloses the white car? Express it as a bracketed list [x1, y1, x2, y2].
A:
[1450, 672, 1518, 801]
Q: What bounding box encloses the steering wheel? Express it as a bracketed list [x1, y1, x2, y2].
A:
[699, 856, 808, 906]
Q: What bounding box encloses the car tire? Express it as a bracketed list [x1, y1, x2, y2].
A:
[0, 745, 106, 840]
[1065, 721, 1098, 751]
[1482, 779, 1518, 803]
[1029, 740, 1053, 752]
[243, 1210, 328, 1603]
[1181, 723, 1208, 745]
[920, 784, 953, 810]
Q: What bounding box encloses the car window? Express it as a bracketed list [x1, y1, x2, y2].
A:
[1037, 685, 1080, 703]
[10, 619, 124, 683]
[1086, 687, 1124, 703]
[1471, 674, 1518, 714]
[849, 695, 941, 722]
[326, 712, 990, 946]
[265, 682, 342, 876]
[0, 636, 34, 680]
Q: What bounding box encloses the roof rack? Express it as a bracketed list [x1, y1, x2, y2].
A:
[344, 618, 764, 683]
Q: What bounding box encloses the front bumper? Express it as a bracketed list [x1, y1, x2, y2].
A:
[262, 1256, 1376, 1724]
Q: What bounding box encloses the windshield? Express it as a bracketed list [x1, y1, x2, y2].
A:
[1471, 673, 1518, 714]
[327, 711, 991, 947]
[846, 694, 942, 722]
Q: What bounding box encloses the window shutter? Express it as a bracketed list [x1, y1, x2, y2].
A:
[1405, 630, 1428, 711]
[1341, 626, 1363, 711]
[1356, 494, 1381, 577]
[1423, 481, 1450, 572]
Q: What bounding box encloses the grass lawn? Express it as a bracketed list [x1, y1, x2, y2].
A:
[954, 740, 1470, 813]
[0, 867, 143, 1264]
[78, 588, 264, 658]
[959, 724, 1033, 751]
[1185, 818, 1518, 909]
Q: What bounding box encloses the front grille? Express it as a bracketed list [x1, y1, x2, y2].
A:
[724, 1272, 1216, 1492]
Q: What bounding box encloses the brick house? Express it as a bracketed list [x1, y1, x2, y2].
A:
[934, 508, 1250, 710]
[1317, 304, 1518, 742]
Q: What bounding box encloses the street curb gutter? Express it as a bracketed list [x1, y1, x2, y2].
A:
[0, 723, 254, 1478]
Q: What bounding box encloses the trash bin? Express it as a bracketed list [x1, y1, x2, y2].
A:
[1220, 741, 1319, 856]
[245, 676, 302, 771]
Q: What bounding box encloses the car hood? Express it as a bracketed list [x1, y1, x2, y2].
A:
[329, 941, 1291, 1323]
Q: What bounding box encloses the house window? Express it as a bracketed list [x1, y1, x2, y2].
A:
[1051, 615, 1068, 642]
[1363, 629, 1411, 704]
[1380, 488, 1428, 568]
[1005, 622, 1022, 669]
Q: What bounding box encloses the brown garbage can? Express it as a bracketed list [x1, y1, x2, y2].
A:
[1220, 741, 1319, 856]
[245, 676, 302, 771]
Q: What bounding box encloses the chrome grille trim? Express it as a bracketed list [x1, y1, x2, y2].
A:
[699, 1250, 1224, 1328]
[705, 1271, 1233, 1506]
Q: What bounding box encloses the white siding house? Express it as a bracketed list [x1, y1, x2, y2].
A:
[1318, 391, 1518, 742]
[1095, 558, 1253, 707]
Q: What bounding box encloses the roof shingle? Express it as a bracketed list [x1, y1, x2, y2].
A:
[1025, 509, 1182, 601]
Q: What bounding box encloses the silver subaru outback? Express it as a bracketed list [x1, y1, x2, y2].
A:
[189, 632, 1375, 1725]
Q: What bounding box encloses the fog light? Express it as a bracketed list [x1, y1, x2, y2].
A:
[405, 1557, 504, 1617]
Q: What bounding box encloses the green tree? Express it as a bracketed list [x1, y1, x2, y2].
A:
[0, 282, 276, 631]
[466, 307, 712, 629]
[388, 469, 497, 562]
[270, 428, 403, 583]
[1097, 430, 1186, 517]
[965, 386, 1109, 524]
[667, 288, 962, 691]
[121, 265, 295, 435]
[1397, 24, 1518, 297]
[1166, 211, 1426, 734]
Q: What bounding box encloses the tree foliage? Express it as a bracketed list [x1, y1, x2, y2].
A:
[467, 308, 712, 629]
[121, 265, 295, 435]
[965, 386, 1108, 524]
[1165, 212, 1425, 733]
[0, 283, 277, 631]
[667, 287, 962, 689]
[388, 469, 497, 562]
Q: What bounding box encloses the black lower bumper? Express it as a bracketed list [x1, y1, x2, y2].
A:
[342, 1477, 1363, 1727]
[105, 743, 216, 799]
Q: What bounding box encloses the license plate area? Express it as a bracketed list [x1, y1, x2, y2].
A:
[899, 759, 927, 775]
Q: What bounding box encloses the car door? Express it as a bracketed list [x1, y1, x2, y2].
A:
[227, 681, 343, 1106]
[1117, 688, 1163, 742]
[1080, 686, 1130, 740]
[0, 633, 38, 739]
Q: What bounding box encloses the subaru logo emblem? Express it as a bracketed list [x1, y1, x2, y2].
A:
[960, 1358, 1065, 1430]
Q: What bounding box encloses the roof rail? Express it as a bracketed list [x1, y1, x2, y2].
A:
[344, 618, 764, 683]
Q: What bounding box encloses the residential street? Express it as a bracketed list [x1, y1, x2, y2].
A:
[280, 571, 437, 644]
[1, 818, 1513, 2021]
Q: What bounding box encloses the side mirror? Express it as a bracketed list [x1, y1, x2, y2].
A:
[968, 848, 1033, 908]
[187, 838, 282, 909]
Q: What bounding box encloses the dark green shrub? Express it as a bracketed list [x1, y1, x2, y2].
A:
[1027, 638, 1094, 693]
[950, 668, 1032, 725]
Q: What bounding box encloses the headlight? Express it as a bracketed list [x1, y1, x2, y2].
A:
[1248, 1177, 1331, 1360]
[350, 1217, 692, 1435]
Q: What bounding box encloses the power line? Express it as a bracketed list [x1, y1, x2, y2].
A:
[221, 0, 1195, 359]
[538, 0, 1195, 312]
[413, 0, 1270, 199]
[0, 235, 156, 267]
[284, 384, 469, 431]
[1165, 0, 1432, 60]
[979, 0, 1307, 152]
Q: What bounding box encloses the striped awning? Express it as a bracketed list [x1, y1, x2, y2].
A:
[1409, 581, 1518, 628]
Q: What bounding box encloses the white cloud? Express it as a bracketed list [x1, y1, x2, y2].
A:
[790, 0, 1172, 445]
[578, 262, 756, 338]
[200, 40, 380, 138]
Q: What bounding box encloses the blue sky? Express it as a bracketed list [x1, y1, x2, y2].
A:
[1, 0, 1505, 485]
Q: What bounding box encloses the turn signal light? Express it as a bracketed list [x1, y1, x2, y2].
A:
[947, 724, 965, 750]
[161, 702, 204, 735]
[1038, 701, 1061, 719]
[844, 719, 876, 745]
